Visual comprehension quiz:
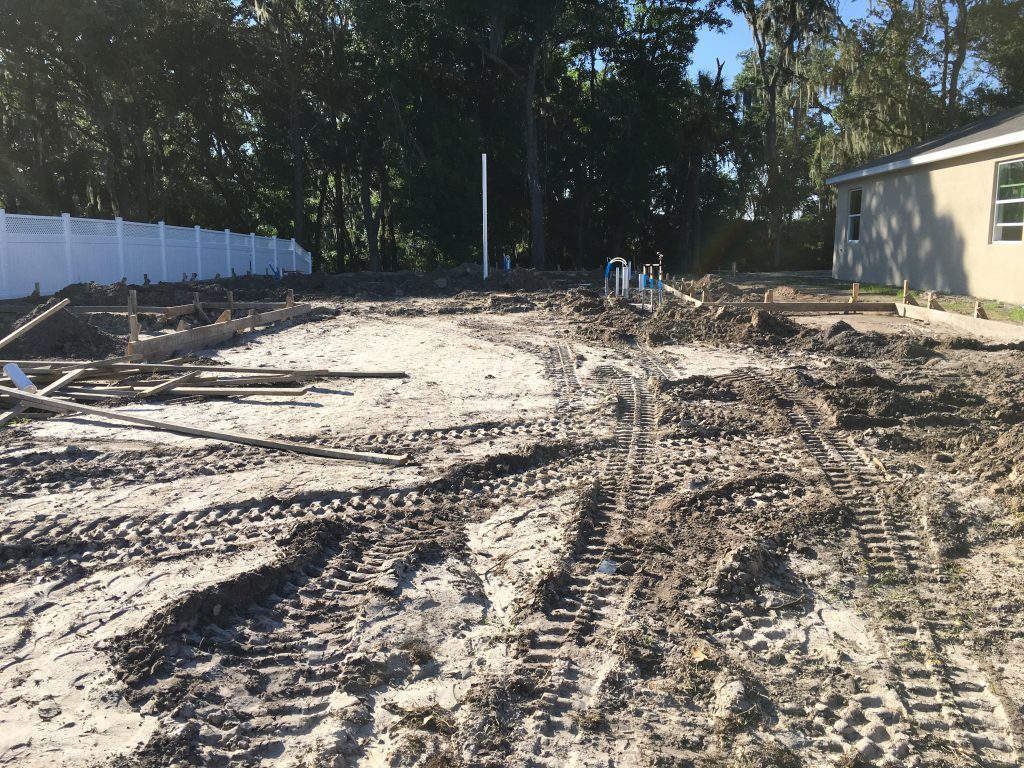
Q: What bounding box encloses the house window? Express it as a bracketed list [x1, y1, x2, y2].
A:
[994, 159, 1024, 242]
[847, 188, 863, 242]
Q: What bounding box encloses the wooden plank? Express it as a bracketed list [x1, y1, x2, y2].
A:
[128, 304, 313, 360]
[202, 301, 288, 311]
[702, 301, 896, 313]
[897, 303, 1024, 342]
[131, 319, 239, 360]
[0, 367, 88, 428]
[0, 386, 408, 465]
[214, 309, 232, 323]
[0, 359, 406, 378]
[138, 371, 200, 398]
[0, 299, 72, 353]
[80, 384, 309, 397]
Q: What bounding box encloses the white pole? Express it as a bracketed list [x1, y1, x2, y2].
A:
[194, 225, 202, 279]
[225, 228, 231, 276]
[291, 238, 297, 272]
[482, 153, 489, 280]
[249, 232, 256, 275]
[115, 216, 125, 281]
[158, 221, 168, 283]
[62, 213, 73, 286]
[0, 209, 7, 300]
[272, 236, 278, 273]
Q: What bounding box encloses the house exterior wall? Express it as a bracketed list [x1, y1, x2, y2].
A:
[832, 142, 1024, 304]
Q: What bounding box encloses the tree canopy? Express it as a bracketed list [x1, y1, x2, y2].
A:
[0, 0, 1020, 274]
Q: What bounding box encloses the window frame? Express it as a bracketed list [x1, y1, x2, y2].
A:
[847, 188, 863, 243]
[992, 158, 1024, 244]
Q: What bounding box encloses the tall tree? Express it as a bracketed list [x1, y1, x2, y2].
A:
[731, 0, 838, 266]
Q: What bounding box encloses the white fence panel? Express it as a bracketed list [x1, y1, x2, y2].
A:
[0, 211, 312, 300]
[164, 225, 199, 282]
[121, 221, 164, 284]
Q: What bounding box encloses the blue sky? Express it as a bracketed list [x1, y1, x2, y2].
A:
[689, 0, 869, 83]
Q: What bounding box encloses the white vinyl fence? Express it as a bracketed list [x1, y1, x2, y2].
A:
[0, 210, 312, 300]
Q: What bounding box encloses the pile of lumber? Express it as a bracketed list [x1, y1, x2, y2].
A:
[0, 299, 409, 465]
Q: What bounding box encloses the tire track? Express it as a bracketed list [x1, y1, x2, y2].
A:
[722, 369, 1020, 767]
[513, 366, 656, 765]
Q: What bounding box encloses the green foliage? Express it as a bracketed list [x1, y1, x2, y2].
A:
[0, 1, 1020, 274]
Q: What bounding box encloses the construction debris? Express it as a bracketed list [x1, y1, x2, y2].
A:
[0, 298, 410, 465]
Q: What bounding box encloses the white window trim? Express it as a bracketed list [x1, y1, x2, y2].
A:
[847, 188, 863, 243]
[992, 158, 1024, 245]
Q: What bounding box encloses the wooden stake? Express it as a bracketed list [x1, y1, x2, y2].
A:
[0, 299, 72, 353]
[286, 289, 295, 307]
[214, 310, 232, 323]
[902, 280, 909, 304]
[0, 386, 408, 465]
[974, 301, 988, 320]
[850, 283, 860, 304]
[227, 291, 234, 314]
[193, 292, 212, 324]
[128, 289, 138, 316]
[248, 309, 256, 332]
[764, 289, 773, 304]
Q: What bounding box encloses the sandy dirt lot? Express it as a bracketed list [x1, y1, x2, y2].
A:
[2, 282, 1023, 767]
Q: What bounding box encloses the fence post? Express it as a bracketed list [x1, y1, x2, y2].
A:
[115, 216, 125, 281]
[62, 212, 73, 286]
[249, 233, 256, 275]
[272, 236, 278, 272]
[159, 221, 168, 283]
[224, 228, 231, 276]
[0, 209, 7, 300]
[290, 238, 297, 272]
[194, 225, 202, 280]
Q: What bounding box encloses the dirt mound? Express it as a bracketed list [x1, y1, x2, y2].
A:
[549, 288, 644, 343]
[0, 297, 120, 359]
[692, 274, 745, 298]
[810, 320, 939, 360]
[644, 304, 805, 347]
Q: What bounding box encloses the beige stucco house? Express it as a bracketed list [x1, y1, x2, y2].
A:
[827, 106, 1024, 304]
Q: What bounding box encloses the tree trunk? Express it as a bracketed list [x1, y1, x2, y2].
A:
[364, 171, 387, 274]
[764, 84, 783, 268]
[946, 0, 969, 128]
[312, 170, 328, 272]
[288, 76, 305, 245]
[334, 169, 354, 272]
[524, 41, 545, 270]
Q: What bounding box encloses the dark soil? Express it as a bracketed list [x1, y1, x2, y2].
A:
[0, 297, 120, 359]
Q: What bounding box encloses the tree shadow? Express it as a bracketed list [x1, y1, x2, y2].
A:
[834, 170, 968, 295]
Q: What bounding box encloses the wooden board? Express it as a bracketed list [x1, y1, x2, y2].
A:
[75, 385, 309, 397]
[138, 371, 200, 398]
[897, 303, 1024, 342]
[0, 386, 409, 465]
[127, 304, 314, 360]
[702, 301, 896, 313]
[0, 360, 407, 379]
[0, 367, 87, 428]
